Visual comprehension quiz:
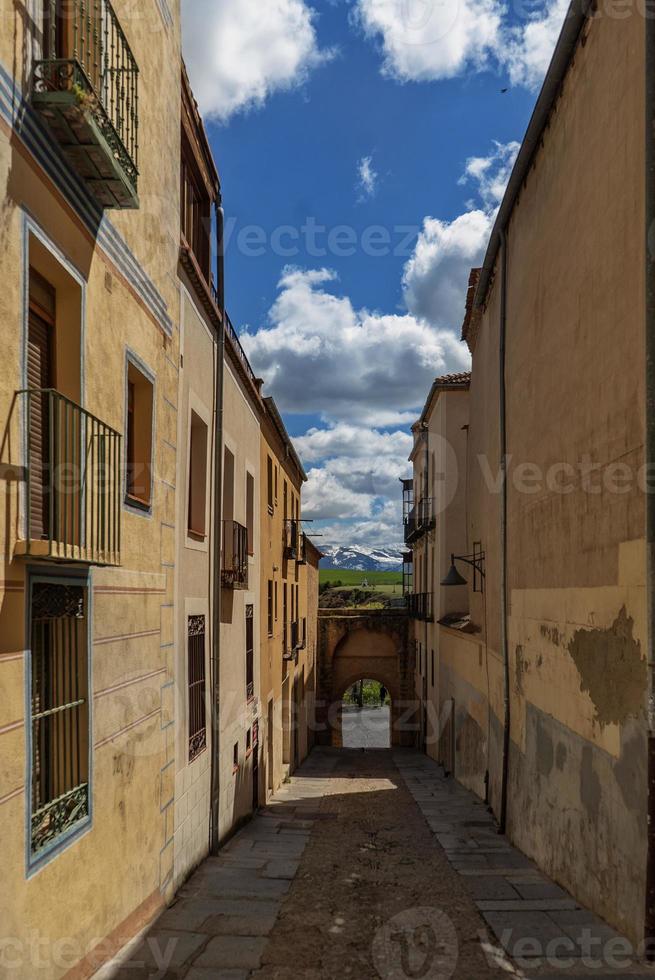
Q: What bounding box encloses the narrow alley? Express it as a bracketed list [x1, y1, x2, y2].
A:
[98, 749, 654, 980]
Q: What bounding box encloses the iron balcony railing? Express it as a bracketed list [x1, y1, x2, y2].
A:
[209, 291, 259, 392]
[19, 389, 121, 566]
[222, 520, 249, 589]
[407, 592, 434, 622]
[402, 551, 413, 596]
[33, 0, 139, 199]
[284, 519, 304, 561]
[404, 497, 435, 544]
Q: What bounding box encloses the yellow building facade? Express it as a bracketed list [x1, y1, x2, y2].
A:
[259, 398, 316, 800]
[412, 5, 651, 945]
[0, 0, 183, 975]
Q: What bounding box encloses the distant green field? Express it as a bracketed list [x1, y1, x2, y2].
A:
[319, 569, 402, 586]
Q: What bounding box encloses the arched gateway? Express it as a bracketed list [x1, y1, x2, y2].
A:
[316, 609, 417, 748]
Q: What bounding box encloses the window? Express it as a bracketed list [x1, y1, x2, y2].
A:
[188, 411, 208, 539]
[267, 456, 273, 513]
[29, 577, 90, 862]
[274, 465, 278, 504]
[246, 472, 255, 555]
[283, 584, 288, 650]
[223, 447, 234, 522]
[283, 480, 288, 522]
[188, 616, 207, 762]
[246, 604, 254, 701]
[125, 357, 154, 510]
[246, 728, 252, 756]
[274, 581, 278, 621]
[233, 742, 239, 772]
[181, 134, 211, 282]
[431, 650, 435, 688]
[267, 581, 274, 636]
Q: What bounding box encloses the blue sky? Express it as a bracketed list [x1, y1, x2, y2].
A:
[182, 0, 567, 550]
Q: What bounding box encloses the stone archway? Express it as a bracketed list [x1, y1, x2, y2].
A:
[316, 610, 417, 748]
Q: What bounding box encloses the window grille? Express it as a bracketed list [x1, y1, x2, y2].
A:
[188, 615, 207, 762]
[30, 580, 89, 858]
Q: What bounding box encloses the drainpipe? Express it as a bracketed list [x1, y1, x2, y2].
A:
[210, 200, 226, 855]
[644, 16, 655, 954]
[498, 227, 511, 835]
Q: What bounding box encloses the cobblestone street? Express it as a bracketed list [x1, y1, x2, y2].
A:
[100, 750, 655, 980]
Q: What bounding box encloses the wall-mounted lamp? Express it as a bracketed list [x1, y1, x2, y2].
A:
[441, 550, 486, 593]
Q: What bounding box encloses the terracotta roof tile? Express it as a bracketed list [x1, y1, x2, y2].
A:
[434, 371, 471, 387]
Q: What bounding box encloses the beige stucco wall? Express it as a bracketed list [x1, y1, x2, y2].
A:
[173, 284, 216, 887]
[258, 417, 312, 801]
[218, 360, 261, 842]
[0, 2, 183, 975]
[434, 8, 647, 943]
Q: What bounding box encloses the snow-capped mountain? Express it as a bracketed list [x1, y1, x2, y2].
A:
[320, 546, 403, 572]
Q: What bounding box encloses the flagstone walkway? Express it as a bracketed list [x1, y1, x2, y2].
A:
[97, 749, 655, 980]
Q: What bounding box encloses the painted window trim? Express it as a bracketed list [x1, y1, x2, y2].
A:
[185, 393, 211, 553]
[123, 348, 156, 519]
[25, 566, 93, 876]
[21, 212, 87, 539]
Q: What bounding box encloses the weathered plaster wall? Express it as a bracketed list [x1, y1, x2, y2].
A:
[458, 8, 647, 943]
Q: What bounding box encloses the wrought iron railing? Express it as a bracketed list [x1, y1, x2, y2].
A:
[404, 498, 435, 544]
[209, 288, 259, 391]
[33, 0, 139, 192]
[402, 551, 413, 596]
[188, 615, 207, 763]
[222, 520, 248, 589]
[407, 592, 433, 622]
[284, 519, 301, 560]
[30, 579, 89, 858]
[20, 389, 121, 565]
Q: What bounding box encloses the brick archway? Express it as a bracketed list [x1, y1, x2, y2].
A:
[316, 610, 417, 748]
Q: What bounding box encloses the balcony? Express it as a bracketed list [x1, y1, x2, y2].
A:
[404, 497, 435, 545]
[222, 520, 248, 590]
[407, 593, 434, 622]
[284, 520, 304, 561]
[17, 389, 122, 566]
[402, 551, 413, 597]
[32, 0, 139, 209]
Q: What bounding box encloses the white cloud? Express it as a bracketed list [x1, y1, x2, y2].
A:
[294, 423, 412, 463]
[181, 0, 334, 121]
[302, 468, 375, 520]
[354, 0, 569, 92]
[504, 0, 569, 90]
[354, 0, 503, 82]
[459, 140, 520, 209]
[241, 267, 470, 421]
[402, 140, 519, 328]
[316, 501, 405, 551]
[357, 155, 379, 200]
[402, 209, 493, 328]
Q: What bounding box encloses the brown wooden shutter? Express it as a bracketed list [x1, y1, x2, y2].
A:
[27, 310, 53, 540]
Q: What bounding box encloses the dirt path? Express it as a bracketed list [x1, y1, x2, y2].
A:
[253, 749, 507, 980]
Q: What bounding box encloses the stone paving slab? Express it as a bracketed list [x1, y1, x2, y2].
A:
[393, 749, 655, 979]
[96, 751, 340, 978]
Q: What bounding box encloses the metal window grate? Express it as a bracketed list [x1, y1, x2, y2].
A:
[246, 605, 254, 702]
[188, 615, 207, 762]
[30, 581, 89, 858]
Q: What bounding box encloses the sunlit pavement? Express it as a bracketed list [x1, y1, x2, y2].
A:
[341, 704, 391, 749]
[96, 748, 655, 979]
